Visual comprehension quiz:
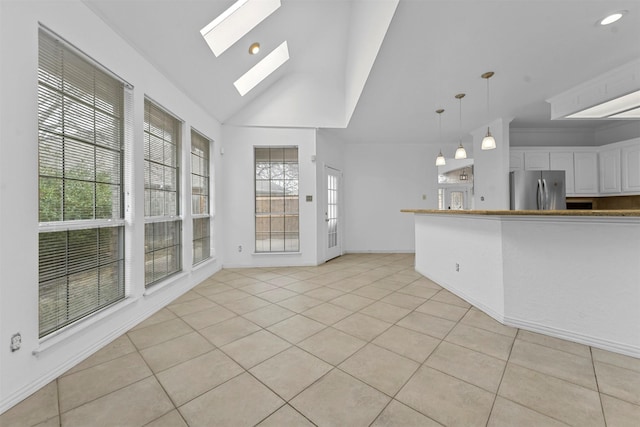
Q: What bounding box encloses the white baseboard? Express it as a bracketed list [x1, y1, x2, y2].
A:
[504, 316, 640, 359]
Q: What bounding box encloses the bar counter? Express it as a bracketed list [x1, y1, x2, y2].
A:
[401, 208, 640, 216]
[403, 209, 640, 358]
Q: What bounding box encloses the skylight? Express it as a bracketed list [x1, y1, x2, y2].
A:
[200, 0, 281, 57]
[234, 41, 289, 96]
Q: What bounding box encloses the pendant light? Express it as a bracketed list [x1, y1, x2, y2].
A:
[435, 108, 446, 166]
[454, 93, 467, 160]
[481, 71, 497, 150]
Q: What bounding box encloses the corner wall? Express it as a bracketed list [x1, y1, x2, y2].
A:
[343, 143, 438, 252]
[0, 1, 222, 413]
[220, 126, 318, 267]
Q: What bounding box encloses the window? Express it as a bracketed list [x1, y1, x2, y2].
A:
[144, 100, 181, 286]
[255, 147, 299, 252]
[191, 130, 211, 265]
[37, 29, 126, 337]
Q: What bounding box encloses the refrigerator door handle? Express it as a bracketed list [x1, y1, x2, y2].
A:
[542, 178, 548, 210]
[537, 179, 543, 210]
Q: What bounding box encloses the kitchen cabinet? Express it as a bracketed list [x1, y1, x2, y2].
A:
[510, 151, 524, 171]
[524, 151, 550, 170]
[599, 147, 621, 193]
[621, 139, 640, 193]
[573, 151, 599, 195]
[550, 151, 575, 195]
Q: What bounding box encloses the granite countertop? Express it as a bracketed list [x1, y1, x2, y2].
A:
[401, 209, 640, 217]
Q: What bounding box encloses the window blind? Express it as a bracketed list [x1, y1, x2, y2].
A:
[144, 99, 181, 286]
[38, 29, 125, 337]
[191, 130, 211, 265]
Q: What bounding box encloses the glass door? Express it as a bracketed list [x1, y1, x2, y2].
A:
[325, 166, 342, 261]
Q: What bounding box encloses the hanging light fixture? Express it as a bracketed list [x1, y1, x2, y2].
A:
[454, 93, 467, 159]
[481, 71, 497, 150]
[435, 108, 446, 166]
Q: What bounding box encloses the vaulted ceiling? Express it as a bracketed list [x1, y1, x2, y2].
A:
[85, 0, 640, 144]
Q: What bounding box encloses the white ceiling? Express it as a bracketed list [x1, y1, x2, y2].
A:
[85, 0, 640, 145]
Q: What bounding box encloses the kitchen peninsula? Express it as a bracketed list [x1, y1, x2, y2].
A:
[402, 209, 640, 358]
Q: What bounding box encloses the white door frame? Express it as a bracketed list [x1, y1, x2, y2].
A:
[324, 165, 342, 262]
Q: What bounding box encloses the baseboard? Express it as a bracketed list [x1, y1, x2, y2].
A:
[504, 316, 640, 359]
[344, 249, 415, 254]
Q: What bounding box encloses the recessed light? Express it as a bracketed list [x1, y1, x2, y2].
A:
[200, 0, 281, 57]
[234, 41, 289, 96]
[249, 42, 260, 55]
[599, 10, 627, 26]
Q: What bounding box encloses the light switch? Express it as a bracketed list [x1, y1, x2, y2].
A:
[306, 195, 313, 202]
[422, 194, 427, 200]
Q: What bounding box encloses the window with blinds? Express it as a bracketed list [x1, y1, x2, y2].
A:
[191, 130, 211, 265]
[144, 100, 181, 286]
[255, 147, 299, 252]
[38, 29, 126, 337]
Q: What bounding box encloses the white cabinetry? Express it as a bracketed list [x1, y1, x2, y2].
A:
[599, 147, 621, 193]
[621, 139, 640, 193]
[524, 151, 550, 170]
[573, 152, 599, 195]
[549, 152, 575, 195]
[509, 151, 524, 172]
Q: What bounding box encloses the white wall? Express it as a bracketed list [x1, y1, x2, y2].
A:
[472, 118, 512, 210]
[343, 143, 438, 252]
[0, 1, 222, 413]
[510, 127, 596, 147]
[315, 131, 346, 263]
[220, 126, 318, 267]
[594, 121, 640, 146]
[502, 217, 640, 356]
[414, 214, 505, 319]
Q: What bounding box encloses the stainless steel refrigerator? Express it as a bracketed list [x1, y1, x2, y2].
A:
[510, 170, 566, 210]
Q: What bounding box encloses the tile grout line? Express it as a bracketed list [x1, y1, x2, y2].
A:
[591, 345, 609, 427]
[483, 323, 518, 427]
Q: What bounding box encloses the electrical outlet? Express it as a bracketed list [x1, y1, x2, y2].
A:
[455, 263, 460, 272]
[422, 194, 427, 200]
[10, 333, 21, 352]
[238, 245, 243, 252]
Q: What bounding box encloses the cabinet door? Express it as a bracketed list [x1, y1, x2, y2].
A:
[510, 151, 524, 172]
[574, 152, 598, 194]
[599, 148, 621, 193]
[550, 151, 575, 195]
[621, 141, 640, 193]
[524, 151, 550, 170]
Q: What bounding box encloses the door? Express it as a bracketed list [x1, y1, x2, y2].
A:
[541, 170, 566, 210]
[442, 187, 469, 210]
[325, 166, 342, 261]
[510, 171, 541, 210]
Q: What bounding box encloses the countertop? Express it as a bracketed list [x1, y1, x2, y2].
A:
[401, 209, 640, 216]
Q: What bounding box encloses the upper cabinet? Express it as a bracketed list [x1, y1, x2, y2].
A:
[524, 151, 550, 170]
[573, 151, 599, 195]
[621, 138, 640, 193]
[599, 147, 621, 193]
[509, 151, 524, 172]
[550, 152, 575, 194]
[511, 138, 640, 197]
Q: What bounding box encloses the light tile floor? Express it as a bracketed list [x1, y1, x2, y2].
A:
[2, 253, 640, 426]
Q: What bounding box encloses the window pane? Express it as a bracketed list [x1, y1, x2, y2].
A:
[144, 220, 181, 287]
[38, 226, 124, 338]
[191, 130, 211, 265]
[254, 147, 299, 252]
